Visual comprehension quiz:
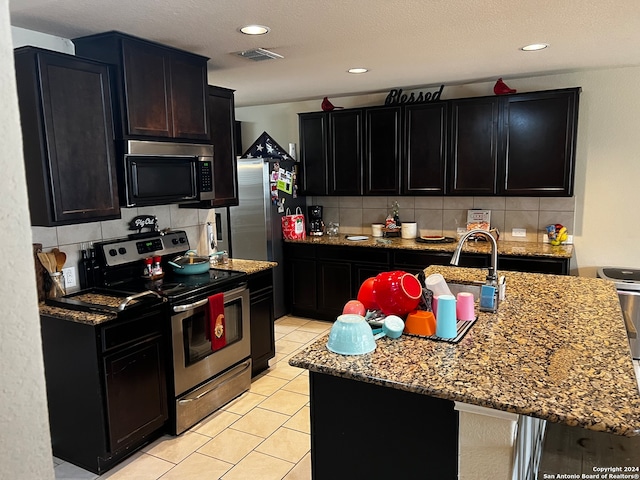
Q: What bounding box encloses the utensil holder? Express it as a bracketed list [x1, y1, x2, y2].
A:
[47, 272, 66, 298]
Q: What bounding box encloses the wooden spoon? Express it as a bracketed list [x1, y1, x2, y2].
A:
[37, 252, 54, 274]
[52, 248, 66, 272]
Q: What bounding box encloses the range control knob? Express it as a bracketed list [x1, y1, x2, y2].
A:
[172, 238, 179, 245]
[118, 247, 127, 255]
[179, 237, 186, 243]
[108, 248, 117, 257]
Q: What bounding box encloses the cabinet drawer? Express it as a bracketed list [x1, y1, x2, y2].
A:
[101, 310, 165, 352]
[317, 246, 390, 264]
[285, 243, 316, 259]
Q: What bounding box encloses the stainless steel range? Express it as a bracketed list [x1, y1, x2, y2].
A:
[46, 230, 251, 435]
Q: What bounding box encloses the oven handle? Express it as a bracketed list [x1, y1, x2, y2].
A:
[172, 284, 248, 313]
[118, 290, 166, 311]
[177, 359, 251, 404]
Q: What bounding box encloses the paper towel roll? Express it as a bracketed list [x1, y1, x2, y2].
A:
[401, 222, 417, 239]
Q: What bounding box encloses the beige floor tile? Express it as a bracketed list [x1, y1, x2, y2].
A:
[221, 451, 294, 480]
[276, 338, 305, 355]
[274, 331, 286, 341]
[197, 428, 263, 464]
[190, 409, 242, 438]
[295, 320, 332, 334]
[274, 324, 298, 335]
[283, 406, 311, 434]
[266, 359, 306, 381]
[158, 452, 232, 479]
[283, 452, 312, 480]
[276, 317, 311, 327]
[258, 389, 309, 416]
[250, 374, 289, 396]
[230, 407, 290, 438]
[143, 431, 210, 464]
[222, 391, 267, 415]
[255, 427, 310, 463]
[281, 330, 321, 344]
[99, 452, 174, 479]
[282, 375, 309, 395]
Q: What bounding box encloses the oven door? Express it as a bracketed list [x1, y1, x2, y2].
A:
[170, 285, 250, 397]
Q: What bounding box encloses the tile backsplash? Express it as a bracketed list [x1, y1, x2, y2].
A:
[305, 196, 576, 242]
[32, 205, 216, 292]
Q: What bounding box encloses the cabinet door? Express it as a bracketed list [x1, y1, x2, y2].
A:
[170, 55, 209, 140]
[16, 49, 120, 226]
[103, 336, 167, 451]
[500, 89, 579, 196]
[449, 97, 499, 195]
[289, 258, 318, 313]
[403, 103, 447, 195]
[122, 40, 172, 138]
[208, 86, 239, 206]
[299, 113, 329, 195]
[365, 107, 402, 195]
[250, 286, 275, 376]
[317, 261, 352, 319]
[329, 109, 363, 195]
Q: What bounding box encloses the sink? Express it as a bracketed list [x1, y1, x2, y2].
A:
[447, 281, 484, 299]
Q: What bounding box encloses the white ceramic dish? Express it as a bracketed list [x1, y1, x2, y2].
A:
[347, 235, 369, 241]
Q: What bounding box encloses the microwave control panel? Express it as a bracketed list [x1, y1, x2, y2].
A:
[199, 161, 213, 192]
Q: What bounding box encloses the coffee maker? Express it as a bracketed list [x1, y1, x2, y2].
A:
[308, 205, 325, 236]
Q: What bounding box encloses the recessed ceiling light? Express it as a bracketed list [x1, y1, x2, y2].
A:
[521, 43, 549, 51]
[348, 68, 368, 74]
[239, 25, 270, 35]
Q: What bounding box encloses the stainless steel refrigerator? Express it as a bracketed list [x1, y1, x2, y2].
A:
[229, 158, 305, 319]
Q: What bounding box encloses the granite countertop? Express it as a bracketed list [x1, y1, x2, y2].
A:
[212, 258, 277, 275]
[289, 265, 640, 436]
[39, 259, 276, 325]
[285, 235, 573, 259]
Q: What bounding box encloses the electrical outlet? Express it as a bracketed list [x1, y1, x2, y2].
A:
[511, 228, 527, 237]
[62, 266, 77, 289]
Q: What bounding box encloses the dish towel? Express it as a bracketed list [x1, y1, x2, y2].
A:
[209, 293, 226, 351]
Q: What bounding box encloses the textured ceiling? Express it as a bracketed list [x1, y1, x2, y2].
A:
[9, 0, 640, 107]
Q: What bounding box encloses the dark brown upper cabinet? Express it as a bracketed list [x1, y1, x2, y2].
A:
[299, 112, 329, 195]
[208, 86, 239, 207]
[365, 106, 402, 195]
[74, 31, 209, 142]
[448, 97, 500, 195]
[330, 109, 363, 195]
[299, 110, 364, 196]
[500, 88, 579, 196]
[299, 87, 580, 197]
[14, 47, 120, 226]
[403, 102, 447, 195]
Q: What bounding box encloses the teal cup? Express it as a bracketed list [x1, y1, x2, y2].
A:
[435, 294, 457, 339]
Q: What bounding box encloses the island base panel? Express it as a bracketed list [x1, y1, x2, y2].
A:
[309, 372, 459, 479]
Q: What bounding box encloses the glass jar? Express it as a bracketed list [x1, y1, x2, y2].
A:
[48, 272, 66, 298]
[326, 222, 339, 237]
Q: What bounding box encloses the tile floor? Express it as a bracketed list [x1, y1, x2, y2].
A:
[53, 315, 331, 480]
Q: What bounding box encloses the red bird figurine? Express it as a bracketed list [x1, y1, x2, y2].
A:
[494, 78, 516, 95]
[321, 97, 344, 111]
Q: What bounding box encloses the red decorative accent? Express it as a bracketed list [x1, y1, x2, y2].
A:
[494, 78, 517, 95]
[209, 293, 226, 351]
[321, 97, 344, 111]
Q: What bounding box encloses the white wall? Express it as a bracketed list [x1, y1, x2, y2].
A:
[236, 68, 640, 276]
[0, 9, 54, 480]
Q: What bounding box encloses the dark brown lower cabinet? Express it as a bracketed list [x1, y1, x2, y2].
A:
[284, 243, 569, 321]
[310, 372, 458, 479]
[248, 270, 276, 376]
[40, 308, 168, 474]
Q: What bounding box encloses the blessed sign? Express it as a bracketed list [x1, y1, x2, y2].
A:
[385, 85, 444, 105]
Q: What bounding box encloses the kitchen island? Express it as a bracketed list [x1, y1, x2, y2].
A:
[289, 265, 640, 479]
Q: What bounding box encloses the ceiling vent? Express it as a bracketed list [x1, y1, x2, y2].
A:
[236, 47, 284, 61]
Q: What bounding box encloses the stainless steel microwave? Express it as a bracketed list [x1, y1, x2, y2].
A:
[122, 140, 214, 207]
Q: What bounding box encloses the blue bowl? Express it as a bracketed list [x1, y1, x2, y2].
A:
[327, 314, 376, 355]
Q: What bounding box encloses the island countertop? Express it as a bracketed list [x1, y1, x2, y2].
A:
[285, 235, 573, 259]
[289, 265, 640, 436]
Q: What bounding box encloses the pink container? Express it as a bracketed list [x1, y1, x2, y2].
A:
[456, 292, 475, 321]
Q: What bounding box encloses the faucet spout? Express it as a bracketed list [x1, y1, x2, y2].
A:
[450, 229, 498, 286]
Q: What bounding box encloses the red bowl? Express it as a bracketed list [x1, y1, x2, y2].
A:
[373, 271, 422, 317]
[357, 277, 379, 311]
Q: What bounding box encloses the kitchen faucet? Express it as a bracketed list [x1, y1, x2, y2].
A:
[450, 229, 498, 286]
